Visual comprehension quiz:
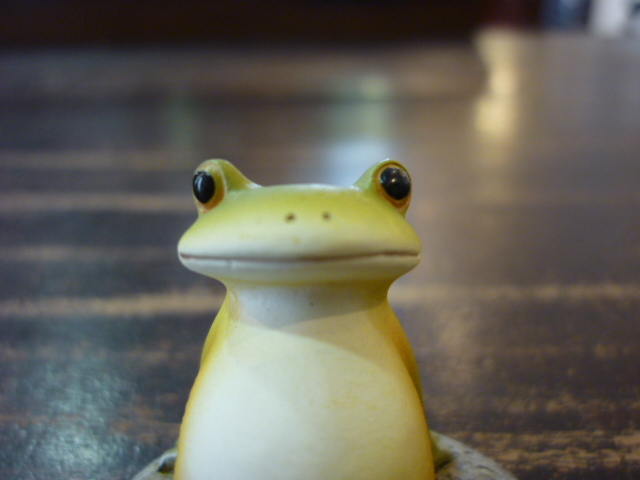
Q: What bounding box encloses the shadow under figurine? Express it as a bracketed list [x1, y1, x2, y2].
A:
[133, 159, 517, 480]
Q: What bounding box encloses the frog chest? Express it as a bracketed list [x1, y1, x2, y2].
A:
[176, 317, 432, 480]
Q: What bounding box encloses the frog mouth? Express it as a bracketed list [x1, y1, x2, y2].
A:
[178, 251, 419, 264]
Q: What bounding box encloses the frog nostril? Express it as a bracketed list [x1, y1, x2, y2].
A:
[322, 212, 331, 221]
[285, 213, 296, 222]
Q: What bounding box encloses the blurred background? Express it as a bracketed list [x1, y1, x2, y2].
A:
[0, 0, 514, 46]
[1, 0, 638, 46]
[1, 1, 640, 480]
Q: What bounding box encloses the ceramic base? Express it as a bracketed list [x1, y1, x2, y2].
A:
[132, 433, 517, 480]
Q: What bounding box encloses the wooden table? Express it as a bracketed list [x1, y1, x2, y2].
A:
[1, 30, 639, 480]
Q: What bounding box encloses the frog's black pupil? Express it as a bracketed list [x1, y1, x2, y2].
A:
[380, 167, 411, 200]
[193, 171, 215, 203]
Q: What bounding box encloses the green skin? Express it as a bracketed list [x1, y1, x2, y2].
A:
[173, 159, 450, 479]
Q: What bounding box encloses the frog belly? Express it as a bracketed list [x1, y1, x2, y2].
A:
[174, 324, 432, 480]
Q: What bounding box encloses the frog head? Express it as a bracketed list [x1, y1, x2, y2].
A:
[178, 159, 421, 285]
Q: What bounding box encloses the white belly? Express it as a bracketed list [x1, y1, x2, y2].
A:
[175, 320, 432, 480]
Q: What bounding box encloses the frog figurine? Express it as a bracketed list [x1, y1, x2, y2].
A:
[174, 159, 435, 480]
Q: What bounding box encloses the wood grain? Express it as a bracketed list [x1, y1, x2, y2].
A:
[1, 31, 639, 479]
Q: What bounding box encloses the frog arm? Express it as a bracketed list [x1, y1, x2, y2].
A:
[384, 308, 423, 401]
[386, 309, 452, 469]
[200, 297, 231, 366]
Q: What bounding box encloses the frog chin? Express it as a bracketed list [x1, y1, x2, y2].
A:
[178, 252, 420, 284]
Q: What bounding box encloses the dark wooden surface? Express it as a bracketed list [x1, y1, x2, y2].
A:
[1, 30, 640, 480]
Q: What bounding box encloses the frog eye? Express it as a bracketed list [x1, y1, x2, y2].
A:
[379, 166, 411, 201]
[193, 171, 215, 204]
